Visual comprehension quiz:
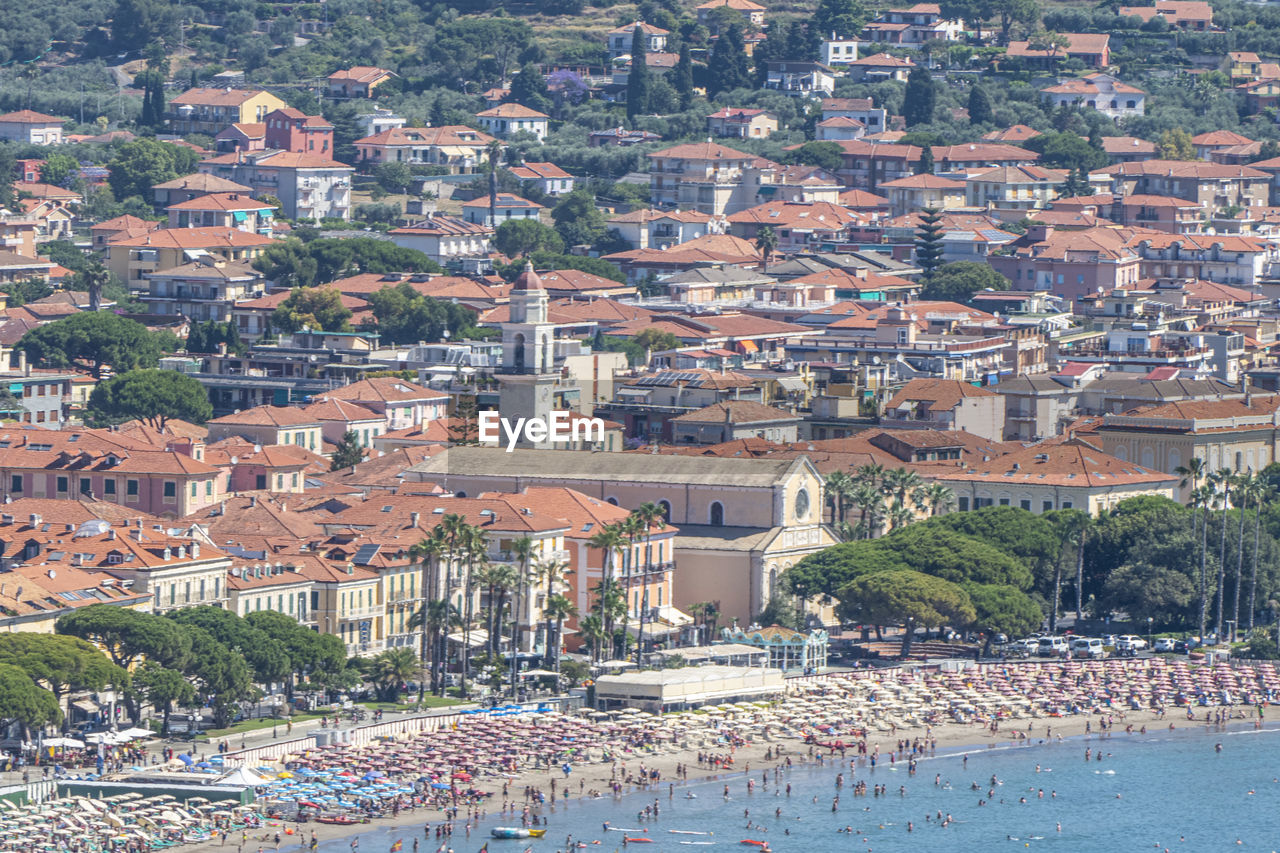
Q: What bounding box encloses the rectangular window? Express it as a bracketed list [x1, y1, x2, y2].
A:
[291, 472, 299, 488]
[56, 476, 68, 494]
[957, 496, 970, 511]
[127, 479, 138, 497]
[998, 497, 1011, 506]
[1042, 500, 1054, 512]
[1020, 499, 1031, 510]
[191, 482, 198, 498]
[206, 481, 213, 496]
[163, 481, 176, 498]
[9, 475, 19, 493]
[104, 479, 116, 496]
[79, 479, 91, 495]
[294, 431, 304, 446]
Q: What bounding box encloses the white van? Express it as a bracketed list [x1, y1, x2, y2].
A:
[1072, 637, 1105, 659]
[1037, 636, 1069, 657]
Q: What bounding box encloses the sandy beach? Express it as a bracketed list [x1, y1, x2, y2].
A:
[175, 656, 1280, 853]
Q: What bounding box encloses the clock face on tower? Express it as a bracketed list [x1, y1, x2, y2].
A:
[794, 487, 810, 520]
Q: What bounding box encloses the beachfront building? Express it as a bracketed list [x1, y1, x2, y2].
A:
[722, 624, 830, 673]
[593, 665, 784, 712]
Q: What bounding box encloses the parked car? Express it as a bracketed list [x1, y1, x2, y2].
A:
[1037, 636, 1069, 657]
[1153, 638, 1176, 653]
[1100, 634, 1118, 647]
[1173, 639, 1193, 654]
[1071, 637, 1105, 659]
[1118, 635, 1148, 651]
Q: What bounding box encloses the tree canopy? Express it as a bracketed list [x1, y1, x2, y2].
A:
[921, 261, 1011, 302]
[18, 313, 173, 378]
[272, 287, 353, 333]
[107, 139, 199, 203]
[87, 369, 212, 430]
[362, 282, 486, 345]
[253, 237, 441, 288]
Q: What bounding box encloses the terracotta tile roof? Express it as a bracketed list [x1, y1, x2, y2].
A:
[320, 377, 448, 404]
[327, 66, 395, 83]
[321, 494, 571, 537]
[90, 215, 159, 233]
[506, 486, 676, 538]
[877, 174, 966, 190]
[670, 400, 800, 424]
[608, 21, 671, 35]
[475, 104, 550, 119]
[112, 419, 208, 446]
[968, 165, 1066, 183]
[301, 397, 382, 423]
[1111, 393, 1280, 424]
[354, 126, 494, 147]
[935, 437, 1177, 487]
[604, 233, 761, 266]
[726, 200, 868, 228]
[1006, 33, 1110, 57]
[1131, 232, 1268, 253]
[208, 406, 321, 428]
[509, 162, 573, 181]
[1116, 194, 1202, 208]
[252, 152, 351, 170]
[0, 109, 62, 123]
[1094, 160, 1266, 180]
[838, 189, 890, 208]
[707, 108, 772, 121]
[815, 116, 864, 128]
[851, 53, 915, 67]
[152, 173, 254, 193]
[170, 88, 276, 107]
[607, 312, 809, 341]
[696, 0, 764, 10]
[1042, 76, 1144, 96]
[182, 494, 324, 541]
[166, 192, 276, 212]
[460, 193, 544, 210]
[932, 143, 1039, 162]
[0, 498, 157, 527]
[234, 287, 366, 311]
[647, 141, 755, 160]
[886, 378, 998, 411]
[1100, 136, 1156, 155]
[537, 269, 633, 294]
[982, 125, 1043, 143]
[821, 98, 875, 111]
[108, 226, 274, 249]
[1191, 130, 1254, 146]
[318, 446, 444, 490]
[827, 300, 994, 330]
[826, 140, 922, 160]
[389, 216, 493, 238]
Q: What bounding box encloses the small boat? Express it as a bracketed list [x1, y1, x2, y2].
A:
[315, 815, 365, 826]
[490, 828, 546, 839]
[624, 839, 653, 844]
[740, 842, 768, 847]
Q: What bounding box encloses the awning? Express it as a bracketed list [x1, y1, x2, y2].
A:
[738, 340, 759, 354]
[617, 388, 651, 397]
[774, 376, 807, 392]
[71, 699, 99, 714]
[446, 629, 490, 648]
[232, 211, 247, 222]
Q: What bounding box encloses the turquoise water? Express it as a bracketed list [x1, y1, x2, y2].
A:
[327, 724, 1280, 853]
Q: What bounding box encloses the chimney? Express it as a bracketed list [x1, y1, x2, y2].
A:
[218, 342, 228, 356]
[249, 495, 257, 507]
[163, 546, 172, 560]
[16, 350, 26, 376]
[219, 500, 226, 515]
[28, 514, 39, 527]
[410, 511, 420, 528]
[192, 542, 200, 558]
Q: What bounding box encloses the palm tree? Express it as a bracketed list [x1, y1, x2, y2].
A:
[536, 557, 568, 666]
[368, 648, 418, 702]
[1211, 468, 1234, 639]
[591, 579, 628, 659]
[485, 139, 503, 229]
[1193, 482, 1216, 641]
[408, 529, 446, 698]
[1176, 458, 1208, 639]
[1250, 481, 1272, 631]
[921, 483, 955, 516]
[887, 500, 913, 531]
[482, 562, 518, 660]
[630, 502, 665, 662]
[850, 481, 883, 539]
[543, 594, 577, 673]
[508, 536, 537, 696]
[882, 468, 924, 510]
[1232, 473, 1257, 642]
[754, 225, 779, 271]
[579, 614, 607, 663]
[824, 471, 854, 524]
[407, 600, 458, 697]
[79, 260, 110, 313]
[587, 523, 626, 663]
[458, 524, 487, 698]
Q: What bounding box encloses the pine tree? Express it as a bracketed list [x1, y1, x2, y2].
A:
[140, 75, 155, 128]
[149, 77, 165, 128]
[185, 323, 206, 354]
[627, 25, 651, 119]
[330, 431, 365, 471]
[903, 66, 936, 127]
[674, 43, 694, 110]
[915, 207, 946, 277]
[967, 85, 993, 125]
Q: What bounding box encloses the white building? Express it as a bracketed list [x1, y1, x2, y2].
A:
[389, 214, 494, 264]
[1041, 74, 1146, 120]
[820, 36, 860, 65]
[474, 104, 551, 141]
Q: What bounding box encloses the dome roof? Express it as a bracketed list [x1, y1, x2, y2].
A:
[513, 260, 543, 291]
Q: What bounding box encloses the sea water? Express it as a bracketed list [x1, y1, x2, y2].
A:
[327, 723, 1280, 853]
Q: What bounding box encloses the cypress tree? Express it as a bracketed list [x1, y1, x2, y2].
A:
[914, 207, 945, 277]
[917, 146, 935, 175]
[903, 65, 936, 127]
[149, 77, 166, 128]
[967, 85, 993, 125]
[674, 43, 694, 109]
[708, 23, 750, 98]
[627, 25, 650, 119]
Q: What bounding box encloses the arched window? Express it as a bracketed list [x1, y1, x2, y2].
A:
[605, 497, 618, 506]
[657, 499, 671, 520]
[454, 490, 467, 498]
[1114, 445, 1128, 461]
[512, 333, 525, 372]
[1141, 447, 1154, 469]
[1236, 451, 1243, 471]
[709, 501, 724, 526]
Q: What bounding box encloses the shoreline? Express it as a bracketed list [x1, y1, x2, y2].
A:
[179, 704, 1277, 853]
